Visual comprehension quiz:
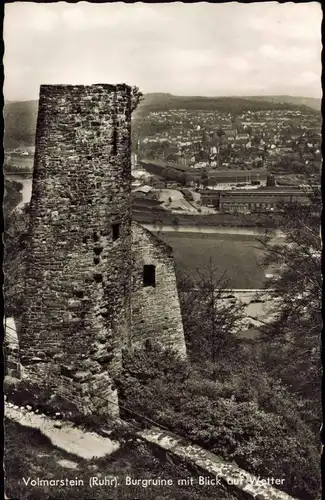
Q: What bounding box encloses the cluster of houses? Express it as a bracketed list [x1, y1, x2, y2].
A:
[135, 107, 321, 175]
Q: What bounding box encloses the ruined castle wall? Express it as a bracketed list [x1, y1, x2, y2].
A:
[19, 84, 132, 416]
[131, 222, 186, 357]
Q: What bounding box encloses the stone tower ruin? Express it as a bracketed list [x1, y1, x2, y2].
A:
[19, 84, 132, 416]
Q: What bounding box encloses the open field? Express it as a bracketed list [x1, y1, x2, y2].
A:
[158, 231, 266, 289]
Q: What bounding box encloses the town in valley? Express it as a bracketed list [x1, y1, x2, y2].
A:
[3, 3, 322, 500]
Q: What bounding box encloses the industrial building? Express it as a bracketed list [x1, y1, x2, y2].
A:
[200, 188, 309, 214]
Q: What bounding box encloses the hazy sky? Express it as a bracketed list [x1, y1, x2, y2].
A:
[4, 2, 322, 101]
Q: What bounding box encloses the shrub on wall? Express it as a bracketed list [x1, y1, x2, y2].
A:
[5, 378, 53, 410]
[5, 375, 119, 436]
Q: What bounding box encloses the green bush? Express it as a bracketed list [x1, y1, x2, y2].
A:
[118, 344, 320, 500]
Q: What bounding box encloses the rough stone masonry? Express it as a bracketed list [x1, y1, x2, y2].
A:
[19, 84, 133, 416]
[18, 84, 186, 417]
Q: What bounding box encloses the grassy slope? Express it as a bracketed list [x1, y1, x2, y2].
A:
[5, 418, 235, 500]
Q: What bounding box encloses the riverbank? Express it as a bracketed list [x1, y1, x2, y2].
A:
[8, 176, 279, 230]
[142, 223, 285, 238]
[133, 210, 275, 229]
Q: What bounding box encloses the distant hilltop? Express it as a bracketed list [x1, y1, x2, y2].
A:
[134, 93, 321, 116]
[4, 93, 321, 149]
[4, 100, 39, 149]
[241, 95, 321, 111]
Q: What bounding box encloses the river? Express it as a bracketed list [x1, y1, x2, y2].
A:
[8, 175, 285, 240]
[6, 175, 281, 291]
[142, 223, 285, 238]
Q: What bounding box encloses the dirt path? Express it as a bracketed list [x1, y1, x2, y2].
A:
[5, 404, 120, 459]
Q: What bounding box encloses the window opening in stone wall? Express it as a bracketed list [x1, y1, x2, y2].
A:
[112, 223, 120, 241]
[112, 127, 117, 155]
[93, 231, 99, 242]
[143, 265, 156, 288]
[94, 273, 103, 283]
[94, 246, 103, 256]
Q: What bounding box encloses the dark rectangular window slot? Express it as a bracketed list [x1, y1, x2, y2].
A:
[94, 256, 100, 265]
[94, 273, 103, 283]
[82, 236, 88, 244]
[143, 265, 156, 288]
[75, 290, 84, 299]
[112, 223, 120, 241]
[93, 231, 99, 242]
[112, 128, 117, 155]
[94, 246, 103, 256]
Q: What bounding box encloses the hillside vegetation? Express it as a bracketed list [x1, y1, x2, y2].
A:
[4, 94, 320, 148]
[4, 100, 38, 149]
[242, 95, 321, 111]
[133, 93, 320, 117]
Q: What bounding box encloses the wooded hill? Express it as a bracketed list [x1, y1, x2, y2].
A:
[4, 94, 321, 148]
[133, 93, 321, 117]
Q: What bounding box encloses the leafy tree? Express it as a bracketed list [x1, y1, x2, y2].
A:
[4, 203, 30, 321]
[130, 86, 143, 113]
[118, 343, 320, 500]
[4, 179, 23, 219]
[257, 186, 321, 430]
[197, 148, 209, 162]
[171, 215, 179, 227]
[290, 160, 306, 175]
[166, 153, 178, 163]
[266, 173, 276, 187]
[251, 135, 261, 146]
[200, 171, 209, 187]
[179, 172, 189, 187]
[177, 260, 245, 370]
